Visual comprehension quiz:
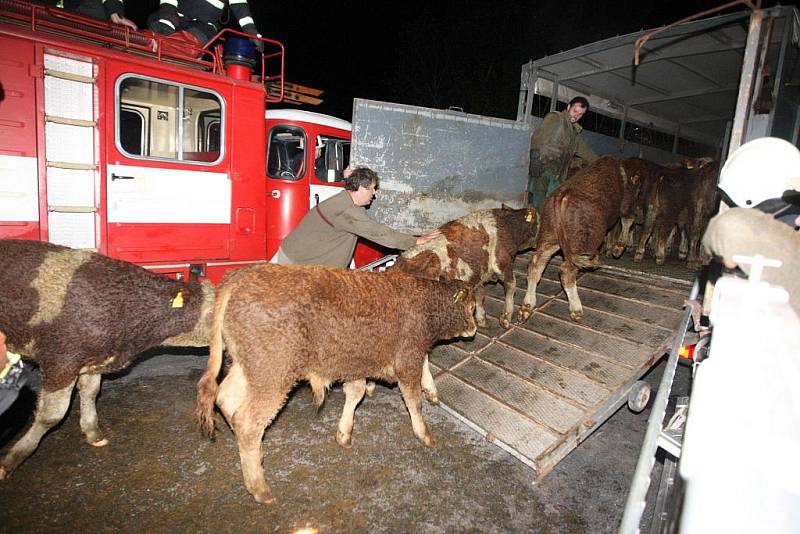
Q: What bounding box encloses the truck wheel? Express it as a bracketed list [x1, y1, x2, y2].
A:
[627, 381, 651, 412]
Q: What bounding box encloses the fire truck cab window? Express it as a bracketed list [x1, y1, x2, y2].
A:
[116, 76, 223, 164]
[267, 126, 306, 181]
[313, 136, 350, 183]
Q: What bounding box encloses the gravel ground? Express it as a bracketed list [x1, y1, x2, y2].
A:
[0, 351, 691, 533]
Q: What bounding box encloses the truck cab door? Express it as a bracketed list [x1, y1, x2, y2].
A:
[265, 124, 309, 259]
[105, 69, 232, 264]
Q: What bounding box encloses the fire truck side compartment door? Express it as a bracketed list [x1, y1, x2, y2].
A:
[107, 164, 230, 224]
[0, 155, 39, 222]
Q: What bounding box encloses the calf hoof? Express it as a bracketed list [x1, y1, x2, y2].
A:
[0, 465, 8, 480]
[633, 253, 644, 263]
[655, 257, 665, 266]
[476, 317, 488, 329]
[499, 313, 512, 330]
[421, 432, 437, 449]
[569, 310, 583, 321]
[252, 489, 277, 505]
[335, 430, 352, 449]
[84, 428, 107, 447]
[517, 305, 533, 323]
[365, 381, 376, 398]
[423, 391, 440, 406]
[611, 243, 626, 258]
[90, 437, 109, 448]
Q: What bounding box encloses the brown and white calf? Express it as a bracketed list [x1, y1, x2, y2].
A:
[195, 264, 476, 504]
[392, 205, 539, 329]
[0, 240, 214, 478]
[518, 156, 641, 322]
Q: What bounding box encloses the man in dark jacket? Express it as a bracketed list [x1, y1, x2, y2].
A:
[527, 95, 598, 212]
[148, 0, 261, 49]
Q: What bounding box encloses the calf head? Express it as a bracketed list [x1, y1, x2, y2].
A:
[161, 279, 216, 347]
[442, 282, 477, 339]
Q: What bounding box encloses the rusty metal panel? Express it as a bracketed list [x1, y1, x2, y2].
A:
[579, 272, 687, 309]
[453, 332, 492, 353]
[475, 342, 611, 408]
[350, 98, 531, 233]
[566, 287, 684, 330]
[518, 313, 648, 368]
[485, 279, 562, 303]
[500, 328, 633, 388]
[436, 373, 559, 461]
[429, 344, 470, 371]
[450, 357, 584, 434]
[540, 299, 674, 348]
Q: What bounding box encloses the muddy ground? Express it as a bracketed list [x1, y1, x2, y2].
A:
[0, 349, 690, 534]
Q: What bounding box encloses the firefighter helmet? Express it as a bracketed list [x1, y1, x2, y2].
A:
[719, 137, 800, 208]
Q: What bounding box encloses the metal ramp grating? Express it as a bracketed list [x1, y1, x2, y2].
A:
[431, 251, 693, 479]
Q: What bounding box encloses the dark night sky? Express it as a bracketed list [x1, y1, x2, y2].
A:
[125, 1, 797, 121]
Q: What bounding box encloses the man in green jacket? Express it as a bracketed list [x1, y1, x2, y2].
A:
[277, 167, 441, 267]
[527, 95, 598, 212]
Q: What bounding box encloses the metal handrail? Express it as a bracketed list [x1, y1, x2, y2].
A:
[1, 0, 282, 81]
[618, 278, 700, 534]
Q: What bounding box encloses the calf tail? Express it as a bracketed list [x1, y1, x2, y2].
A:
[195, 285, 232, 438]
[553, 191, 602, 270]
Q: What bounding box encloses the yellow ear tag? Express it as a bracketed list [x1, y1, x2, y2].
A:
[453, 288, 467, 303]
[171, 290, 185, 308]
[525, 208, 535, 223]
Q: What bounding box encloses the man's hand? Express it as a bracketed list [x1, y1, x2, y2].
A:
[415, 229, 442, 245]
[110, 13, 138, 31]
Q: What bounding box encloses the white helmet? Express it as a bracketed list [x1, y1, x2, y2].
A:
[719, 137, 800, 207]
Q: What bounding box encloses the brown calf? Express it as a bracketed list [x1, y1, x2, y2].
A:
[628, 158, 718, 266]
[0, 240, 214, 478]
[681, 160, 719, 267]
[392, 205, 538, 329]
[519, 157, 641, 322]
[195, 264, 476, 504]
[626, 158, 688, 264]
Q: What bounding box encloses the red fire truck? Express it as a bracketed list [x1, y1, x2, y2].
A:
[0, 0, 380, 283]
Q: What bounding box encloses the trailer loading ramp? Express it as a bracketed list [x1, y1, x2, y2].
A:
[429, 253, 693, 478]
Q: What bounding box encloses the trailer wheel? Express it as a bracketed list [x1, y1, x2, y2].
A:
[627, 381, 651, 412]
